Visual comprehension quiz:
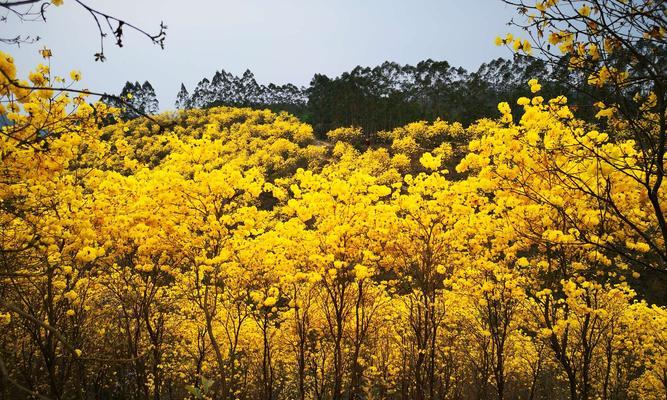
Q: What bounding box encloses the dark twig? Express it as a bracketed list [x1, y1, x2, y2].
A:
[0, 0, 167, 61]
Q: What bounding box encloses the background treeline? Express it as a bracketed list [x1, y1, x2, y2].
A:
[106, 55, 614, 139]
[102, 81, 160, 120]
[168, 55, 597, 136]
[176, 69, 308, 115]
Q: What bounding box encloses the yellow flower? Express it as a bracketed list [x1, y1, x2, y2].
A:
[70, 70, 81, 81]
[522, 40, 532, 55]
[579, 5, 591, 17]
[419, 152, 442, 171]
[263, 296, 277, 307]
[528, 79, 542, 93]
[76, 246, 99, 263]
[52, 0, 64, 5]
[39, 47, 53, 59]
[250, 290, 264, 304]
[64, 290, 78, 302]
[497, 102, 511, 115]
[354, 264, 371, 280]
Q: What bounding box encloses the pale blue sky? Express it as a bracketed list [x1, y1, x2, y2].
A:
[3, 0, 520, 110]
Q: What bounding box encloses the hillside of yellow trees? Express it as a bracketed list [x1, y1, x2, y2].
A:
[1, 47, 666, 400]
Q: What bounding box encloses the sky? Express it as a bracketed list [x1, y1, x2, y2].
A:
[3, 0, 521, 110]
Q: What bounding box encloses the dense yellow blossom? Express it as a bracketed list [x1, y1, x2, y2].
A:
[0, 49, 664, 400]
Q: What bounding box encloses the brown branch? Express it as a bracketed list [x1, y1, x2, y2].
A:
[0, 354, 53, 400]
[1, 0, 166, 62]
[0, 0, 41, 8]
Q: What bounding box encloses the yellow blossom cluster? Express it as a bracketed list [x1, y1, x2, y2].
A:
[0, 50, 664, 400]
